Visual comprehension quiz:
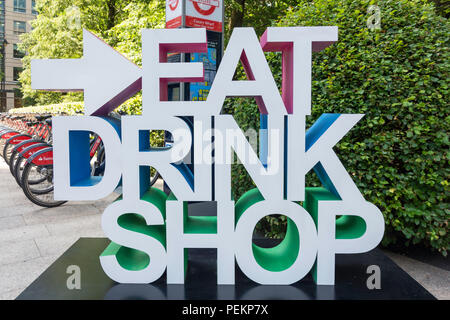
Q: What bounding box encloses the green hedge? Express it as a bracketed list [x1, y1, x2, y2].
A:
[9, 102, 84, 115]
[9, 94, 144, 116]
[228, 0, 449, 255]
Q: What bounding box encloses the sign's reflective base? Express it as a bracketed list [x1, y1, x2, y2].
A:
[17, 238, 434, 300]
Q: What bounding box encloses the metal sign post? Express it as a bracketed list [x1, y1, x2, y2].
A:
[165, 0, 224, 102]
[164, 0, 224, 191]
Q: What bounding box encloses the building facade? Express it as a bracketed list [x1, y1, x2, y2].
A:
[0, 0, 37, 111]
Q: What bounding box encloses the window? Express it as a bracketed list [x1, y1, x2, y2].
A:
[14, 0, 26, 13]
[0, 0, 4, 37]
[13, 21, 27, 35]
[13, 67, 23, 81]
[32, 0, 38, 15]
[0, 17, 4, 38]
[13, 44, 25, 59]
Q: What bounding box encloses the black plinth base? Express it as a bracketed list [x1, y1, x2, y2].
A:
[16, 238, 435, 300]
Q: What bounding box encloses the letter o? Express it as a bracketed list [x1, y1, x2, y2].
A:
[234, 189, 318, 284]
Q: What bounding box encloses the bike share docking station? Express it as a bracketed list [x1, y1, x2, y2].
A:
[17, 1, 434, 300]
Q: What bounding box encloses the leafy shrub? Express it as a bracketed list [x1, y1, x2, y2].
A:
[9, 102, 84, 115]
[229, 0, 449, 255]
[8, 95, 144, 115]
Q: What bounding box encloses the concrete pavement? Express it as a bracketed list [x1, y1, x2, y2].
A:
[383, 250, 449, 300]
[0, 158, 163, 299]
[0, 158, 111, 299]
[0, 158, 448, 299]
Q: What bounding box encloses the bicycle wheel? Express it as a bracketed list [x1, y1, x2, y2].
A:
[20, 150, 66, 208]
[0, 131, 20, 157]
[21, 161, 66, 208]
[2, 141, 15, 165]
[10, 139, 48, 176]
[91, 144, 105, 176]
[13, 154, 25, 186]
[14, 143, 50, 187]
[9, 148, 20, 175]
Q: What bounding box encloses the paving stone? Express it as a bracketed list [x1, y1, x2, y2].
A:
[0, 190, 26, 202]
[45, 214, 103, 237]
[0, 288, 23, 300]
[0, 256, 54, 295]
[41, 254, 59, 266]
[0, 215, 26, 231]
[154, 179, 164, 191]
[0, 224, 49, 243]
[22, 204, 100, 225]
[34, 234, 82, 258]
[92, 192, 121, 211]
[0, 186, 20, 194]
[79, 228, 105, 238]
[0, 239, 40, 265]
[0, 185, 25, 196]
[384, 251, 450, 300]
[0, 203, 43, 218]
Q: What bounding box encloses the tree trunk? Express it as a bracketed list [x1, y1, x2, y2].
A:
[228, 0, 246, 32]
[107, 0, 117, 30]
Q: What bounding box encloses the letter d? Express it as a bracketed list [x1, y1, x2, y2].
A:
[52, 115, 122, 200]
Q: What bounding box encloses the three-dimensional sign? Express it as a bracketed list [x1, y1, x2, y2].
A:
[31, 26, 385, 286]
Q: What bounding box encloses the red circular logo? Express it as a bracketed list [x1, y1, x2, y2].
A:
[193, 2, 216, 16]
[169, 0, 179, 11]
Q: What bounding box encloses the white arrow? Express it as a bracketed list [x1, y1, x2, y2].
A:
[31, 29, 142, 116]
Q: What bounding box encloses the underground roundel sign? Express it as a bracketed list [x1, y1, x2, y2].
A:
[186, 0, 223, 32]
[192, 0, 217, 15]
[166, 0, 182, 29]
[169, 0, 179, 10]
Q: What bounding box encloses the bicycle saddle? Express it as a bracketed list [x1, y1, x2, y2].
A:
[35, 114, 52, 121]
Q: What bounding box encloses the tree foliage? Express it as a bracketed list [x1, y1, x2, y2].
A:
[225, 0, 298, 40]
[105, 0, 165, 66]
[228, 0, 449, 255]
[430, 0, 450, 18]
[18, 0, 162, 105]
